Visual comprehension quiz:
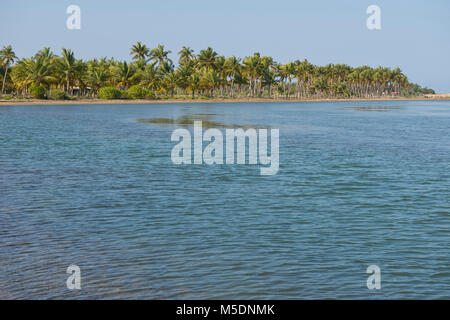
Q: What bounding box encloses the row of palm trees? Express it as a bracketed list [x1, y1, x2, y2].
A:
[0, 43, 431, 99]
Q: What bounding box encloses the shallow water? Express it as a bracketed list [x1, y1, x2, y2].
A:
[1, 100, 449, 299]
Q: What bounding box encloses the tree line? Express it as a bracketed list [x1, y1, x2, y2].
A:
[0, 43, 434, 100]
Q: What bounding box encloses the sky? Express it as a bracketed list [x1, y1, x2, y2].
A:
[1, 0, 449, 92]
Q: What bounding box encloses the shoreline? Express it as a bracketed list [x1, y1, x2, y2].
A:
[1, 96, 449, 106]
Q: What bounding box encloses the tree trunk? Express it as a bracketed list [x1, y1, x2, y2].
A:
[230, 78, 235, 98]
[1, 65, 9, 94]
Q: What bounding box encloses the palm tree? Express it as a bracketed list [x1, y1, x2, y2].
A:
[187, 72, 201, 98]
[35, 47, 55, 60]
[260, 56, 276, 97]
[12, 56, 57, 90]
[159, 60, 175, 76]
[281, 62, 295, 98]
[150, 44, 172, 67]
[200, 69, 220, 97]
[57, 48, 78, 95]
[259, 56, 275, 97]
[197, 47, 217, 71]
[214, 56, 227, 96]
[87, 58, 110, 94]
[130, 41, 149, 61]
[178, 46, 194, 65]
[391, 67, 406, 94]
[242, 54, 261, 97]
[113, 61, 136, 89]
[138, 62, 159, 90]
[163, 71, 178, 97]
[278, 64, 290, 98]
[0, 45, 18, 94]
[2, 44, 421, 100]
[224, 56, 241, 97]
[314, 76, 328, 96]
[175, 63, 193, 96]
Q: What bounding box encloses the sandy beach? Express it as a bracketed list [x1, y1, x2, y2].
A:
[1, 95, 449, 106]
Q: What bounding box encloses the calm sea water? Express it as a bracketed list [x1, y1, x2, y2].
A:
[1, 100, 449, 299]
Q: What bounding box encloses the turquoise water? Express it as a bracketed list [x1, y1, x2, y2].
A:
[1, 100, 449, 299]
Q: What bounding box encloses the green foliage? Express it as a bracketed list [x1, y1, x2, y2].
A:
[422, 88, 435, 94]
[403, 83, 436, 96]
[49, 89, 66, 100]
[4, 44, 436, 100]
[127, 85, 147, 99]
[120, 90, 130, 99]
[145, 90, 156, 99]
[29, 84, 47, 99]
[98, 86, 122, 99]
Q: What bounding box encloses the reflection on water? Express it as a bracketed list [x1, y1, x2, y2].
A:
[347, 105, 404, 112]
[1, 100, 450, 299]
[137, 115, 268, 129]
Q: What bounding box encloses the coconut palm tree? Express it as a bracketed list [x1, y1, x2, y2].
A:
[200, 69, 221, 97]
[259, 56, 275, 97]
[242, 54, 261, 97]
[187, 72, 201, 98]
[130, 41, 150, 61]
[57, 48, 78, 95]
[175, 63, 193, 96]
[279, 63, 295, 98]
[197, 47, 217, 71]
[150, 44, 172, 68]
[213, 56, 227, 96]
[87, 58, 110, 94]
[113, 61, 136, 89]
[178, 46, 195, 66]
[163, 71, 178, 97]
[224, 56, 241, 97]
[12, 55, 57, 90]
[2, 44, 421, 99]
[0, 45, 18, 94]
[159, 60, 175, 76]
[35, 47, 55, 60]
[138, 61, 159, 90]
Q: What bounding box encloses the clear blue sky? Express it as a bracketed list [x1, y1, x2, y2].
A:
[1, 0, 449, 92]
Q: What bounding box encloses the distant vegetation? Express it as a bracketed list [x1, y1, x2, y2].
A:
[97, 87, 122, 100]
[0, 43, 434, 100]
[406, 83, 435, 96]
